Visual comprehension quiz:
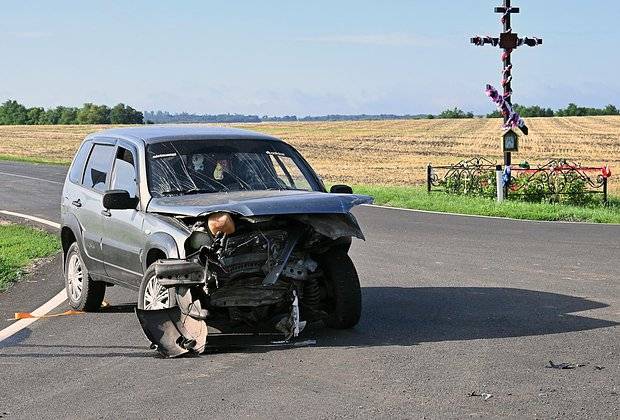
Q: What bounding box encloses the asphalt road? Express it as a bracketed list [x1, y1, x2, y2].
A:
[0, 161, 618, 419]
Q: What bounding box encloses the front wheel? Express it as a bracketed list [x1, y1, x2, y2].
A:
[319, 250, 362, 329]
[64, 242, 106, 311]
[138, 263, 175, 310]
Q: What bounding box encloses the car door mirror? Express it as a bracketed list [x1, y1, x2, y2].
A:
[329, 184, 353, 194]
[103, 190, 139, 210]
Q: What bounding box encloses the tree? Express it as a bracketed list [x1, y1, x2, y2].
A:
[0, 100, 29, 124]
[77, 103, 110, 124]
[604, 104, 619, 115]
[110, 103, 144, 124]
[438, 107, 473, 119]
[59, 107, 79, 124]
[27, 107, 45, 125]
[39, 107, 62, 124]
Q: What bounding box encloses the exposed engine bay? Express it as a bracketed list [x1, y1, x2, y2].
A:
[136, 211, 365, 358]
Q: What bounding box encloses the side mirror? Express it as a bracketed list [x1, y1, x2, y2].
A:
[103, 190, 139, 210]
[330, 184, 353, 194]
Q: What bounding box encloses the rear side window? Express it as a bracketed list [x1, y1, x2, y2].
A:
[82, 144, 115, 192]
[68, 142, 93, 184]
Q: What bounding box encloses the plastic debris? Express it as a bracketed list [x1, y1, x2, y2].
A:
[469, 391, 493, 401]
[546, 360, 586, 369]
[11, 309, 84, 320]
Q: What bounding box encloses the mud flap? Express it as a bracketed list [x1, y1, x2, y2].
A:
[135, 306, 207, 358]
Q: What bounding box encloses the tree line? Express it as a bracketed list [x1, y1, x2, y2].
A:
[1, 99, 617, 125]
[0, 100, 143, 125]
[144, 110, 429, 124]
[485, 103, 619, 118]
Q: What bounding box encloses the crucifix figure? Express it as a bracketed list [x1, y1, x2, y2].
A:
[470, 0, 542, 194]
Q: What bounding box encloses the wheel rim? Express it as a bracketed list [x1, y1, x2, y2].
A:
[143, 275, 169, 310]
[67, 253, 84, 302]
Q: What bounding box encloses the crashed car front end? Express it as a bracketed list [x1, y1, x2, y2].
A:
[137, 203, 370, 358]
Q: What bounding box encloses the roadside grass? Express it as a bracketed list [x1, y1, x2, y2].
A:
[352, 184, 620, 224]
[0, 223, 61, 291]
[0, 154, 70, 166]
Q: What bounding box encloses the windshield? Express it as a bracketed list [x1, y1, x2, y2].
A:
[146, 139, 319, 197]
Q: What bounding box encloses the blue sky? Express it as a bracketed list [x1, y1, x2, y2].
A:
[1, 0, 618, 115]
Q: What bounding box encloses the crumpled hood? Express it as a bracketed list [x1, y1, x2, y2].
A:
[147, 190, 373, 217]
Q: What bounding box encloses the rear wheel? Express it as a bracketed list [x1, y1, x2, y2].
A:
[319, 250, 362, 329]
[138, 264, 175, 310]
[64, 242, 106, 311]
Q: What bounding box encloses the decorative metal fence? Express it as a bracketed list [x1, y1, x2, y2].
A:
[427, 158, 611, 204]
[427, 157, 498, 197]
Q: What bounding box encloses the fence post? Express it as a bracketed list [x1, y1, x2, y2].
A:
[603, 176, 608, 205]
[496, 165, 504, 202]
[427, 165, 432, 193]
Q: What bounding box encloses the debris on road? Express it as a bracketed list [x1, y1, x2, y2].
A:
[469, 391, 493, 401]
[10, 309, 83, 320]
[546, 360, 587, 369]
[594, 365, 605, 371]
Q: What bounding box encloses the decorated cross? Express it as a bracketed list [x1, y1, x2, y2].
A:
[470, 0, 542, 170]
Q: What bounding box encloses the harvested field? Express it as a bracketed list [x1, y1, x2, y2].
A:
[0, 116, 618, 192]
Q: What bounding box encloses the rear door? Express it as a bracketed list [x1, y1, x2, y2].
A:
[74, 140, 116, 277]
[101, 142, 146, 287]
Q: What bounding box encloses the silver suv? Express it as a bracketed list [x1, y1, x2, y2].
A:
[61, 126, 372, 357]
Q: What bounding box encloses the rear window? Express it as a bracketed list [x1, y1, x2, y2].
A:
[82, 144, 115, 192]
[68, 142, 93, 184]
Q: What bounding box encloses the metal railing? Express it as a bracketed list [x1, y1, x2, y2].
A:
[427, 158, 611, 204]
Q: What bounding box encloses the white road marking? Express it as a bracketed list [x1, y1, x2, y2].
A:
[0, 211, 65, 344]
[0, 171, 63, 185]
[0, 210, 61, 229]
[0, 290, 66, 343]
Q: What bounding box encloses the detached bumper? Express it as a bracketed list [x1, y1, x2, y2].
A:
[136, 306, 207, 358]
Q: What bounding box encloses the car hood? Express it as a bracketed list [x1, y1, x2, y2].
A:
[147, 190, 373, 217]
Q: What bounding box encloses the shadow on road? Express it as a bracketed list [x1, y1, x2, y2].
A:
[1, 287, 616, 358]
[312, 286, 618, 347]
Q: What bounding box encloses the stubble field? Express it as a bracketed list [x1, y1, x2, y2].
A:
[0, 116, 618, 192]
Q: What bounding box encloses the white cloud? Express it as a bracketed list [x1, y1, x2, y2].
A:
[298, 33, 440, 47]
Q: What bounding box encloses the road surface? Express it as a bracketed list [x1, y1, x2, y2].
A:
[0, 160, 618, 419]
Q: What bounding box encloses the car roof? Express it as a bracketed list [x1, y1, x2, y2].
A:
[85, 125, 281, 145]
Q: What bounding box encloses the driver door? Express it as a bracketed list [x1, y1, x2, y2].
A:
[101, 143, 146, 287]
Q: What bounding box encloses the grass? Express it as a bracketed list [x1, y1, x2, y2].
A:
[353, 184, 620, 224]
[0, 154, 70, 165]
[0, 223, 61, 291]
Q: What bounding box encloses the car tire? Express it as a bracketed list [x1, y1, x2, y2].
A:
[320, 250, 362, 329]
[64, 242, 106, 311]
[138, 263, 176, 310]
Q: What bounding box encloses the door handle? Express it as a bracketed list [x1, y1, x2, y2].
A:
[71, 199, 82, 208]
[101, 209, 111, 217]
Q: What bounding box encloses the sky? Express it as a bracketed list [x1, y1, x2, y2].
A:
[1, 0, 618, 116]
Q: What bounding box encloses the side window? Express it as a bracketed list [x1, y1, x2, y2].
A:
[68, 142, 93, 184]
[82, 144, 115, 192]
[110, 147, 138, 198]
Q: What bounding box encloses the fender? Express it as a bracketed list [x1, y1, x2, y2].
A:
[143, 231, 180, 272]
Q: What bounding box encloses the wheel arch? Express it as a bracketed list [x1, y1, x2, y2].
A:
[145, 248, 167, 268]
[61, 226, 77, 255]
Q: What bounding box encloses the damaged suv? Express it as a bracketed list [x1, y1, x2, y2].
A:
[61, 126, 372, 357]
